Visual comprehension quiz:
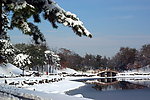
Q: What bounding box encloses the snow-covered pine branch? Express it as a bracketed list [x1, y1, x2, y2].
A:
[3, 0, 45, 44]
[1, 4, 10, 39]
[9, 1, 35, 33]
[0, 39, 16, 57]
[42, 0, 92, 38]
[2, 0, 92, 44]
[13, 53, 31, 68]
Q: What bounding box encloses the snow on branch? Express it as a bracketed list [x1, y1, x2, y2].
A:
[2, 0, 92, 44]
[0, 39, 16, 56]
[43, 0, 92, 38]
[6, 0, 34, 12]
[1, 4, 10, 39]
[58, 11, 92, 38]
[45, 50, 61, 68]
[14, 53, 31, 68]
[9, 1, 35, 34]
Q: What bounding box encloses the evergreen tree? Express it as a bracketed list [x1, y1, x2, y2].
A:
[13, 53, 31, 75]
[1, 0, 92, 42]
[0, 0, 92, 68]
[15, 43, 48, 70]
[15, 43, 61, 72]
[45, 50, 61, 73]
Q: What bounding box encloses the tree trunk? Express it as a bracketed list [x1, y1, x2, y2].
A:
[42, 65, 44, 74]
[22, 66, 25, 76]
[37, 66, 39, 71]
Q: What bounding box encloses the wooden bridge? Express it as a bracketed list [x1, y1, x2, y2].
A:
[96, 69, 118, 77]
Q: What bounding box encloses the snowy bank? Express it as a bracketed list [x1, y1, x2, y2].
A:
[27, 80, 85, 94]
[0, 63, 23, 77]
[56, 68, 78, 74]
[0, 63, 94, 100]
[0, 75, 93, 100]
[0, 84, 92, 100]
[116, 65, 150, 78]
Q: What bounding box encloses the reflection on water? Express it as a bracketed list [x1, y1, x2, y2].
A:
[67, 78, 150, 100]
[85, 78, 150, 91]
[72, 78, 150, 91]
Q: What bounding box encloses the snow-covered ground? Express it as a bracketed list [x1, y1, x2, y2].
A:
[1, 63, 150, 100]
[0, 80, 91, 100]
[0, 63, 23, 77]
[125, 65, 150, 73]
[0, 63, 93, 100]
[116, 65, 150, 78]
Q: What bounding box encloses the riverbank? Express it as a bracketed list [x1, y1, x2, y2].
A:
[0, 75, 95, 100]
[1, 63, 150, 100]
[1, 74, 150, 100]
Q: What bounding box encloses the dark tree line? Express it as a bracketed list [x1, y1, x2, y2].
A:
[111, 44, 150, 71]
[14, 43, 150, 72]
[58, 48, 110, 71]
[58, 44, 150, 72]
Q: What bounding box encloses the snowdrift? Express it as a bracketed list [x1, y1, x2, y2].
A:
[0, 63, 22, 77]
[55, 68, 78, 74]
[116, 65, 150, 78]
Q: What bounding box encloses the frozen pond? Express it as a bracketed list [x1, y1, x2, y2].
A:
[67, 78, 150, 100]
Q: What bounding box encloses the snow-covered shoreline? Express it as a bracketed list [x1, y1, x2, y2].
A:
[1, 63, 150, 100]
[0, 75, 93, 100]
[0, 63, 94, 100]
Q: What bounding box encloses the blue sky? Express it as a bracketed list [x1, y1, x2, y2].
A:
[9, 0, 150, 57]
